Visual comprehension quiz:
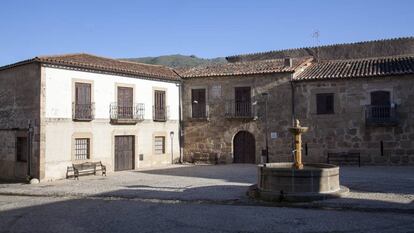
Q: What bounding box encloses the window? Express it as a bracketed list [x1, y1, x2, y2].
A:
[371, 91, 391, 106]
[316, 93, 334, 114]
[16, 137, 28, 162]
[154, 90, 167, 121]
[154, 136, 165, 154]
[235, 87, 251, 117]
[191, 89, 207, 118]
[117, 87, 134, 119]
[74, 82, 93, 120]
[75, 138, 90, 160]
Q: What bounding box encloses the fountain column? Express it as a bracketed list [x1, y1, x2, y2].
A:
[289, 119, 308, 170]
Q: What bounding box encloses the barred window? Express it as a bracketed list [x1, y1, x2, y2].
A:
[75, 138, 90, 160]
[154, 136, 165, 154]
[16, 137, 28, 162]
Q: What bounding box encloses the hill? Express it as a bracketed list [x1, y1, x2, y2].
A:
[122, 54, 226, 68]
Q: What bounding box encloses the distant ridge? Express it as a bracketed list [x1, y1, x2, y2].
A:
[121, 54, 226, 68]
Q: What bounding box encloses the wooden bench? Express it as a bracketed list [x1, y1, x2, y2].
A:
[327, 152, 361, 167]
[66, 161, 106, 180]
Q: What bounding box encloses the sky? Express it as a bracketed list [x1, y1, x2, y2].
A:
[0, 0, 413, 66]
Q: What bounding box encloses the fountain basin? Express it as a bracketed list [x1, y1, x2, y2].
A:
[249, 163, 349, 202]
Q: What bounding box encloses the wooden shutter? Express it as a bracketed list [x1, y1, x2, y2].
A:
[235, 87, 251, 103]
[75, 83, 91, 105]
[118, 87, 133, 107]
[235, 87, 251, 116]
[154, 90, 166, 110]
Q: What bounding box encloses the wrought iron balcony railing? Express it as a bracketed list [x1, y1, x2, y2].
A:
[225, 100, 257, 119]
[72, 102, 94, 121]
[110, 103, 145, 124]
[191, 103, 209, 119]
[153, 106, 169, 122]
[365, 104, 398, 126]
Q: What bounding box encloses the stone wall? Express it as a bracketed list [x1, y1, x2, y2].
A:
[294, 75, 414, 165]
[0, 63, 41, 180]
[183, 73, 414, 165]
[227, 37, 414, 62]
[182, 73, 295, 163]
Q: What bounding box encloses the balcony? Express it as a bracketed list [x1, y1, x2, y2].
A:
[153, 106, 169, 122]
[365, 104, 398, 126]
[225, 100, 256, 119]
[110, 103, 145, 124]
[191, 103, 209, 119]
[72, 102, 94, 121]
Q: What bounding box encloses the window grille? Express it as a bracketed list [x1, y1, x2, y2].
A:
[154, 136, 165, 154]
[75, 138, 90, 160]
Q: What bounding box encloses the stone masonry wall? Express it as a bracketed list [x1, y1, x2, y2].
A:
[0, 63, 41, 180]
[182, 73, 295, 164]
[294, 74, 414, 165]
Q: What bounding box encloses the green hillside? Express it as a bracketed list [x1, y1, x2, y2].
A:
[122, 54, 226, 68]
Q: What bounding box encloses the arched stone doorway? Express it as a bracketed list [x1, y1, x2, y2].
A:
[233, 131, 256, 163]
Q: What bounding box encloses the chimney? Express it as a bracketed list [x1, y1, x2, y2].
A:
[284, 58, 292, 67]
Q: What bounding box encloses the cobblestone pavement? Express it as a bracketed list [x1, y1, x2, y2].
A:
[0, 164, 413, 211]
[0, 165, 413, 232]
[0, 195, 413, 233]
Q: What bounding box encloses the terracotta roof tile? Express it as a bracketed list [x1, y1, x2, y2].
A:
[179, 57, 312, 78]
[1, 53, 181, 81]
[294, 55, 414, 81]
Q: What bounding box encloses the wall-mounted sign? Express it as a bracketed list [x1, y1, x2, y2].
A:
[271, 132, 278, 139]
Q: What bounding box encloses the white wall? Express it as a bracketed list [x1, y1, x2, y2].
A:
[42, 67, 181, 180]
[44, 67, 180, 120]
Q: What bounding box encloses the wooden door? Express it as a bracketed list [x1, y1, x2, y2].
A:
[117, 87, 133, 119]
[114, 136, 135, 171]
[154, 90, 166, 120]
[235, 87, 251, 117]
[233, 131, 256, 163]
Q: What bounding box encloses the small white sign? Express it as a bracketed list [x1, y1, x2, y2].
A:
[271, 132, 278, 139]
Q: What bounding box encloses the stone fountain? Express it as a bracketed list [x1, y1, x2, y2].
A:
[248, 120, 349, 202]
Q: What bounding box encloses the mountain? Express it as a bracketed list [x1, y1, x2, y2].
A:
[121, 54, 226, 68]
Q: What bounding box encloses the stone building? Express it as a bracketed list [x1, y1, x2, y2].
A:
[0, 54, 181, 181]
[180, 37, 414, 165]
[1, 37, 414, 182]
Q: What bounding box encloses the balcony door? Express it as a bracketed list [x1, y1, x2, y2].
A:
[371, 91, 391, 118]
[118, 87, 133, 119]
[235, 87, 251, 117]
[191, 89, 206, 118]
[154, 90, 166, 121]
[75, 83, 92, 120]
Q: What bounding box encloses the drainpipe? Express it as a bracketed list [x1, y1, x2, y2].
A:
[290, 73, 296, 158]
[173, 70, 184, 164]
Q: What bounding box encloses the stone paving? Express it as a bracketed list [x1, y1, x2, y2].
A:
[0, 164, 413, 212]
